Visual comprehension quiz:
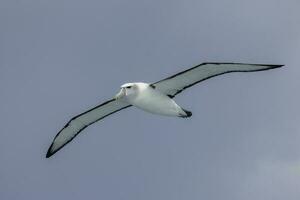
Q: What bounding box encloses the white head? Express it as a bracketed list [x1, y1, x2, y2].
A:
[115, 82, 148, 100]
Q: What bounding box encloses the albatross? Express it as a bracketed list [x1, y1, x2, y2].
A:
[46, 62, 283, 158]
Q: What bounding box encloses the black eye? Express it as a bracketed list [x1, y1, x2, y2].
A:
[126, 86, 132, 89]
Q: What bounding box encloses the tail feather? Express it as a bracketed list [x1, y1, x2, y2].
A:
[179, 109, 192, 118]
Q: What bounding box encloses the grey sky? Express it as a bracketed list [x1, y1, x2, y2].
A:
[1, 0, 299, 199]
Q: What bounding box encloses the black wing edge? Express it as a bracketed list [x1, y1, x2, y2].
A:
[46, 99, 131, 158]
[151, 62, 284, 98]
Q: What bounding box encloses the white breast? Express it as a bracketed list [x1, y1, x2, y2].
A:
[125, 83, 185, 117]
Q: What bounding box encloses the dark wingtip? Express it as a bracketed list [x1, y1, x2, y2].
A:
[46, 145, 54, 158]
[269, 64, 284, 68]
[46, 152, 51, 158]
[204, 62, 284, 69]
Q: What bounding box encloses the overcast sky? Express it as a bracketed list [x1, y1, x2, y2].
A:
[1, 0, 300, 199]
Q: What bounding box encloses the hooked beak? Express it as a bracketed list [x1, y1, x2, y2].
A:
[115, 88, 126, 99]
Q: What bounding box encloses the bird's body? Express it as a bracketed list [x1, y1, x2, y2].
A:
[117, 82, 190, 117]
[46, 62, 283, 158]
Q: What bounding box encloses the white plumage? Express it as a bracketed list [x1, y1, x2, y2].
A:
[116, 82, 189, 117]
[46, 62, 283, 158]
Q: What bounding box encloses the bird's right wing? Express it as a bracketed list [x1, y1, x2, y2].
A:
[152, 62, 283, 98]
[46, 99, 131, 158]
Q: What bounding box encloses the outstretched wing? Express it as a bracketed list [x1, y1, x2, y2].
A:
[152, 62, 283, 98]
[46, 99, 130, 158]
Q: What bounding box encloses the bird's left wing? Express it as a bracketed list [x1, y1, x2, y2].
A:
[46, 99, 131, 158]
[152, 62, 283, 98]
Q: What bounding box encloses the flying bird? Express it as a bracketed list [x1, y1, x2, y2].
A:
[46, 62, 283, 158]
